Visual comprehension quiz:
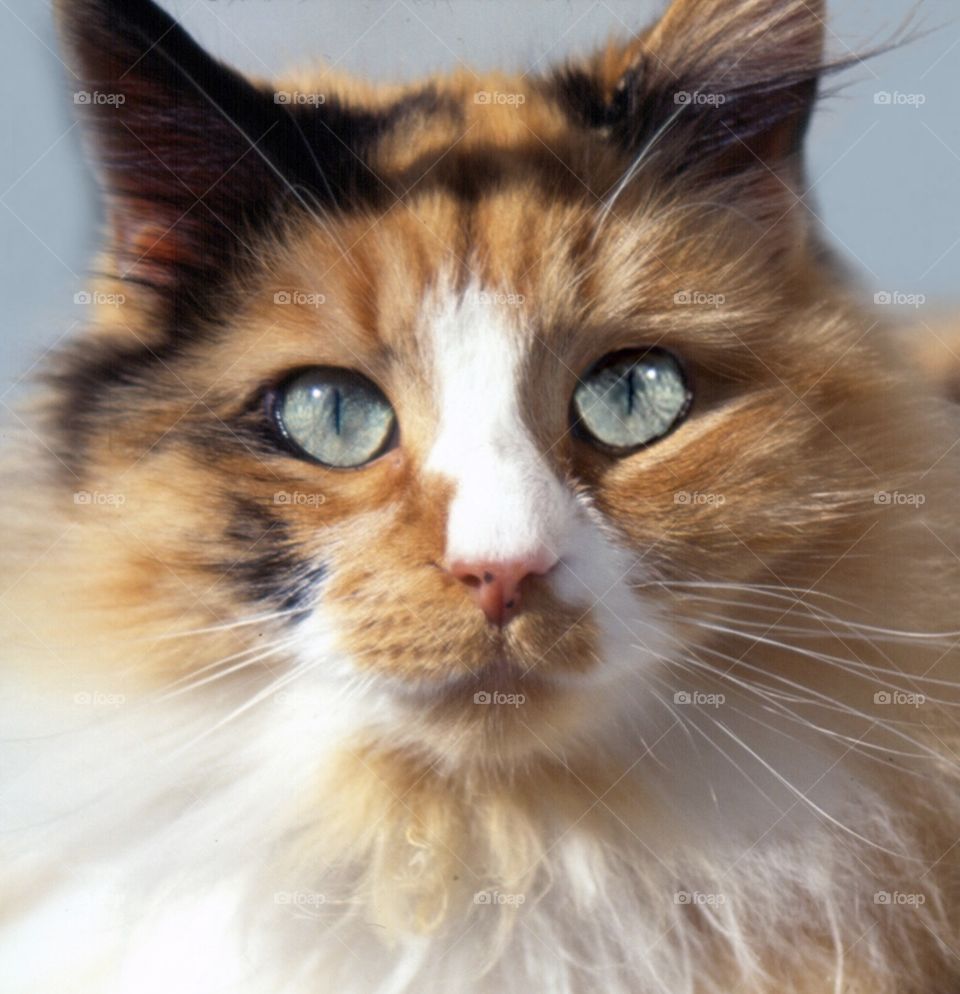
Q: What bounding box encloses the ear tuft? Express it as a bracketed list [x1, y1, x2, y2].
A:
[555, 0, 882, 184]
[54, 0, 394, 308]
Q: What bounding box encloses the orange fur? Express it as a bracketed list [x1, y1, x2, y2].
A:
[3, 1, 959, 992]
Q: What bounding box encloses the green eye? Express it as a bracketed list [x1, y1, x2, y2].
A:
[573, 349, 691, 451]
[273, 367, 396, 468]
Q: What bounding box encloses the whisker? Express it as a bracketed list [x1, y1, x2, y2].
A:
[673, 640, 957, 766]
[701, 712, 921, 859]
[146, 607, 309, 642]
[685, 621, 960, 701]
[592, 103, 688, 245]
[170, 655, 328, 757]
[155, 638, 300, 701]
[645, 669, 788, 815]
[671, 653, 943, 771]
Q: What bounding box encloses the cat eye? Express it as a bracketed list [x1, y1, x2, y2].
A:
[572, 348, 691, 452]
[272, 367, 397, 468]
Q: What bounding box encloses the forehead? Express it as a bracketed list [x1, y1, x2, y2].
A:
[243, 191, 589, 373]
[220, 80, 825, 410]
[220, 70, 814, 382]
[232, 182, 781, 401]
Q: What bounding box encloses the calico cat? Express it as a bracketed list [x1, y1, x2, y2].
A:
[2, 0, 959, 991]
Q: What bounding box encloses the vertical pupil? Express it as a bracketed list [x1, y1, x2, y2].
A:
[332, 387, 342, 435]
[625, 366, 636, 415]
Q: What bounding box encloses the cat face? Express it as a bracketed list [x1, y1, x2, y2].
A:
[50, 0, 908, 761]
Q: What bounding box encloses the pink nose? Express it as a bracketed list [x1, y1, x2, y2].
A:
[448, 552, 557, 626]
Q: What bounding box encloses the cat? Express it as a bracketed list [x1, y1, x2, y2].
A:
[2, 0, 959, 991]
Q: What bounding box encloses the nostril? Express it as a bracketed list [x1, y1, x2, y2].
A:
[450, 563, 490, 589]
[447, 554, 558, 626]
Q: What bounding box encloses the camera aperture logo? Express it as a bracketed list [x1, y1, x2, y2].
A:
[474, 691, 525, 708]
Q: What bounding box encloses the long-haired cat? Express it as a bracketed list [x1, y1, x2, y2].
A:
[2, 0, 958, 991]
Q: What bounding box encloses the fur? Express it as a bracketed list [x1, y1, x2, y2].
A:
[2, 0, 959, 992]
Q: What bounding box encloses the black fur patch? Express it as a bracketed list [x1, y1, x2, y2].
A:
[549, 68, 623, 133]
[213, 496, 327, 615]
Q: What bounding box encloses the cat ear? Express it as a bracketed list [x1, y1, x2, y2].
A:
[561, 0, 838, 186]
[55, 0, 383, 301]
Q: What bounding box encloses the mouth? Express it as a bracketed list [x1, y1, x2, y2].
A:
[464, 654, 551, 702]
[388, 649, 552, 710]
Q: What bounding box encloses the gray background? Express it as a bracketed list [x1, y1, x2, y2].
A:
[1, 0, 957, 391]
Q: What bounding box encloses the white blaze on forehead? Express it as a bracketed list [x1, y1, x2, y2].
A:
[423, 280, 574, 566]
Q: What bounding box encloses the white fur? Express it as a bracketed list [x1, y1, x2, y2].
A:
[423, 281, 574, 569]
[1, 650, 946, 994]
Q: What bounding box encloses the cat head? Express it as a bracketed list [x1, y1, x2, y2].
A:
[45, 0, 923, 767]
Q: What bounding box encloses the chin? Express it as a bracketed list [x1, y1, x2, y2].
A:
[293, 530, 673, 769]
